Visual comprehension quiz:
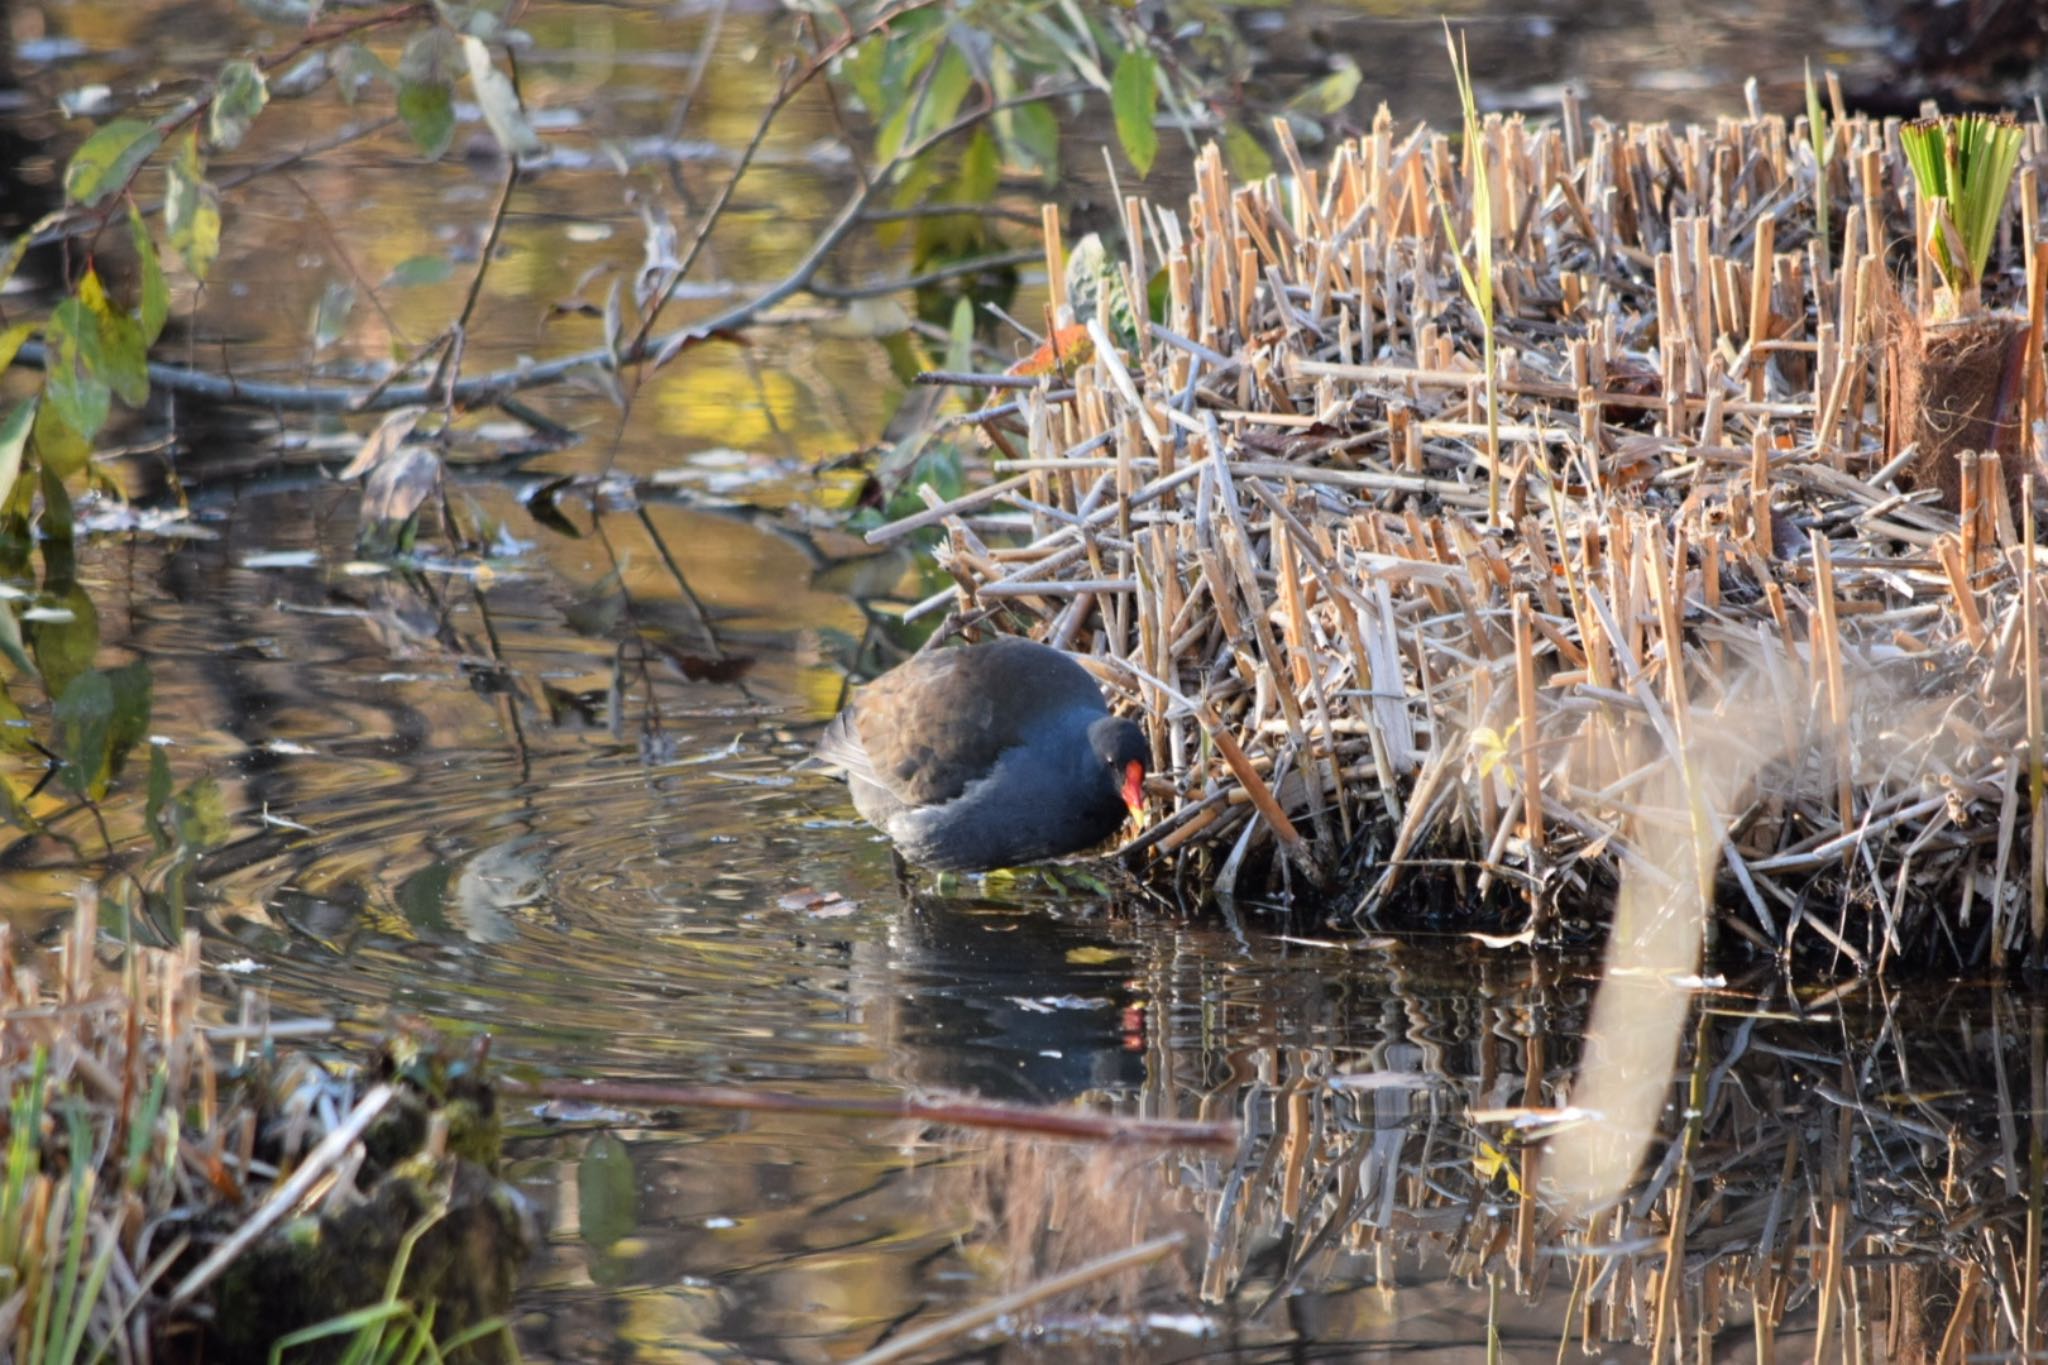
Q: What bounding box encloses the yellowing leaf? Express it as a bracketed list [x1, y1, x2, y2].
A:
[207, 59, 268, 151]
[1006, 323, 1093, 377]
[166, 132, 221, 281]
[63, 119, 162, 206]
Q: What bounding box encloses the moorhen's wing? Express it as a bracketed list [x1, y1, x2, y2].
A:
[843, 638, 1108, 810]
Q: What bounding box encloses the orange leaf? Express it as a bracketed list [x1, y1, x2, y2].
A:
[1007, 323, 1094, 377]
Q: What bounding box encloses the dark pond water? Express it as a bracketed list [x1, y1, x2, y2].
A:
[6, 1, 2037, 1360]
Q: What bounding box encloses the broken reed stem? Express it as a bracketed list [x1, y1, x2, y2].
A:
[1513, 593, 1544, 923]
[1810, 530, 1854, 838]
[2028, 479, 2044, 970]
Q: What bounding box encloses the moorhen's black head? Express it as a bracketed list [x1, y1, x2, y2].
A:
[814, 636, 1152, 872]
[1088, 713, 1150, 824]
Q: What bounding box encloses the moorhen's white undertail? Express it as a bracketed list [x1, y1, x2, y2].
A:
[815, 637, 1149, 871]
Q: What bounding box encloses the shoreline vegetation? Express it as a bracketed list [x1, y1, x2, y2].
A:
[884, 92, 2048, 974]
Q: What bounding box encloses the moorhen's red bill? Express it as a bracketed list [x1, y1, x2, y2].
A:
[816, 637, 1149, 871]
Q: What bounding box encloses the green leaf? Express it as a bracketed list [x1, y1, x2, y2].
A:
[30, 401, 90, 481]
[1221, 118, 1272, 183]
[841, 35, 885, 112]
[53, 671, 107, 799]
[0, 401, 31, 515]
[0, 322, 34, 379]
[577, 1133, 638, 1251]
[44, 299, 111, 445]
[63, 120, 162, 207]
[387, 253, 453, 287]
[397, 30, 460, 160]
[1287, 57, 1361, 119]
[397, 79, 455, 160]
[128, 205, 169, 344]
[107, 661, 152, 763]
[1110, 47, 1158, 177]
[54, 661, 150, 801]
[0, 235, 30, 295]
[165, 133, 221, 282]
[79, 269, 148, 407]
[0, 682, 29, 753]
[460, 35, 541, 157]
[207, 59, 268, 151]
[944, 294, 974, 373]
[334, 42, 393, 105]
[911, 44, 973, 149]
[40, 463, 74, 540]
[0, 598, 30, 679]
[955, 128, 999, 204]
[1005, 100, 1060, 182]
[146, 743, 172, 851]
[173, 776, 228, 848]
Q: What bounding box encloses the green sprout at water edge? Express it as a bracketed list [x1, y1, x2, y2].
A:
[1899, 112, 2025, 319]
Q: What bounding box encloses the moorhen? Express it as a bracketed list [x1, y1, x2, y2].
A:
[816, 636, 1150, 871]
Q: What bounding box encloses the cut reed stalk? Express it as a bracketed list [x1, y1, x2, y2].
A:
[883, 94, 2048, 966]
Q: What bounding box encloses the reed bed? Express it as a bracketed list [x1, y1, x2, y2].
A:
[0, 893, 520, 1363]
[874, 95, 2048, 967]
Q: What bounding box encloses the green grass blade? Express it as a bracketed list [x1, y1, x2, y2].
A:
[268, 1303, 410, 1364]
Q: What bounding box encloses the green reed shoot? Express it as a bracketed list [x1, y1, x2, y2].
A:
[1804, 60, 1832, 278]
[1900, 112, 2025, 317]
[268, 1201, 509, 1365]
[1438, 23, 1501, 525]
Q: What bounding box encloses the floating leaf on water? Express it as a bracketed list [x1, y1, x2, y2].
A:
[240, 550, 321, 569]
[63, 119, 162, 206]
[207, 59, 268, 151]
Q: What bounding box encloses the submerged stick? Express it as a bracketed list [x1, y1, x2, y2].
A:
[504, 1078, 1239, 1147]
[849, 1233, 1187, 1365]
